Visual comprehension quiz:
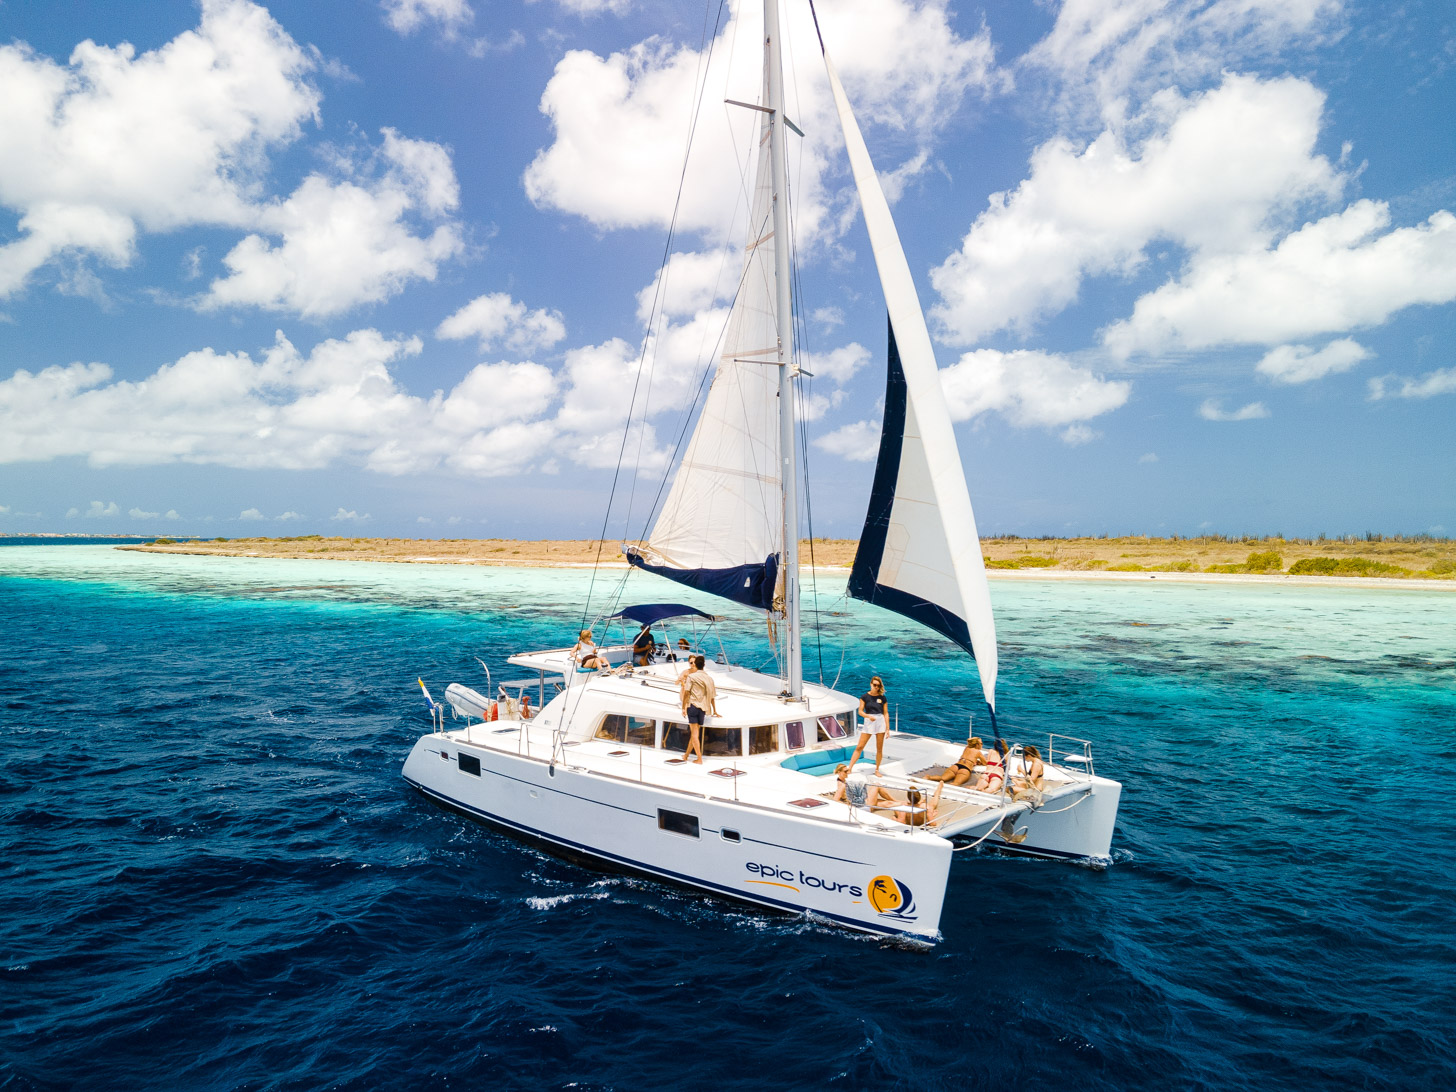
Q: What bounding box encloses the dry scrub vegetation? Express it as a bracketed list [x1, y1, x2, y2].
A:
[127, 533, 1455, 579]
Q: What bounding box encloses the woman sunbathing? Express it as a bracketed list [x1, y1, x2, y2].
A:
[929, 736, 984, 786]
[885, 782, 944, 827]
[975, 743, 1005, 795]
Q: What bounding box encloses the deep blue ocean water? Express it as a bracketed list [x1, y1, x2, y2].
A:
[2, 546, 1454, 1091]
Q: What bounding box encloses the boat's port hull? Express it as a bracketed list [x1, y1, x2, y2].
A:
[403, 735, 953, 939]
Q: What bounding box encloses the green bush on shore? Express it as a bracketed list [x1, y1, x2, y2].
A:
[1206, 550, 1283, 574]
[1288, 556, 1410, 577]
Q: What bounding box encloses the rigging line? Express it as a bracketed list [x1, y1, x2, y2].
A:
[583, 0, 728, 627]
[620, 0, 730, 542]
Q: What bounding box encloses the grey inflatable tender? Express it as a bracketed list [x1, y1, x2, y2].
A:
[445, 682, 492, 721]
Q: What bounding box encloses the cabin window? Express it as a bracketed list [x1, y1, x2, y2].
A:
[784, 720, 806, 750]
[625, 716, 655, 746]
[720, 828, 741, 843]
[458, 753, 481, 776]
[661, 722, 690, 752]
[817, 714, 849, 742]
[595, 714, 653, 745]
[838, 711, 855, 736]
[747, 724, 777, 755]
[704, 725, 743, 757]
[658, 809, 699, 838]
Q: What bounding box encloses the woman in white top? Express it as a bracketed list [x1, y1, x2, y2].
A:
[572, 629, 608, 670]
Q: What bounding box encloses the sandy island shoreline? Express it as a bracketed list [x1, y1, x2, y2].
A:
[115, 535, 1456, 592]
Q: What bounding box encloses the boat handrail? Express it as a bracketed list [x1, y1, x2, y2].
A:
[1047, 733, 1095, 779]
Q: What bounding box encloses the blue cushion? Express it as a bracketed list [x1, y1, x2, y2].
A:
[779, 746, 871, 775]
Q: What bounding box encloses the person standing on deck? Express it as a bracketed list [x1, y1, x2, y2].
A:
[679, 654, 717, 765]
[847, 676, 889, 774]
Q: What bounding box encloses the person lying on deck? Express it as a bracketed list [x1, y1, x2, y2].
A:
[869, 782, 944, 827]
[975, 742, 1006, 795]
[928, 736, 985, 787]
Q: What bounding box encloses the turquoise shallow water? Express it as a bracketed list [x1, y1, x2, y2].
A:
[2, 546, 1454, 1089]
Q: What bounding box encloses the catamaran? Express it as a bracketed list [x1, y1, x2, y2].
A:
[403, 0, 1121, 940]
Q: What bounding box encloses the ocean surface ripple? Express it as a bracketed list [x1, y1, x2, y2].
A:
[2, 546, 1453, 1090]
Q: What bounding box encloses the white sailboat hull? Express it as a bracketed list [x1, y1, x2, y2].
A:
[403, 733, 955, 939]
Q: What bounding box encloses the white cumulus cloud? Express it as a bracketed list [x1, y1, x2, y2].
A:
[81, 500, 120, 518]
[239, 507, 266, 520]
[1256, 338, 1371, 384]
[0, 0, 320, 299]
[635, 249, 738, 324]
[437, 293, 566, 354]
[129, 506, 159, 519]
[813, 419, 881, 462]
[1104, 203, 1456, 356]
[201, 129, 463, 318]
[930, 74, 1342, 345]
[523, 0, 996, 244]
[806, 343, 871, 386]
[939, 349, 1131, 431]
[331, 507, 369, 522]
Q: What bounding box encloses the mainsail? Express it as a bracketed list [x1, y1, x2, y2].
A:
[822, 51, 1000, 715]
[625, 58, 785, 612]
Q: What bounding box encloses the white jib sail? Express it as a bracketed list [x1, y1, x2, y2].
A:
[824, 52, 999, 711]
[638, 68, 784, 579]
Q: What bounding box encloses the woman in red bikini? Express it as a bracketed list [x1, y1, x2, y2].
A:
[974, 739, 1006, 794]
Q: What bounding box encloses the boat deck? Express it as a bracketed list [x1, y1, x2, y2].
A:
[439, 714, 1089, 841]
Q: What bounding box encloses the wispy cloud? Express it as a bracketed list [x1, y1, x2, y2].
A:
[1199, 398, 1270, 421]
[1367, 366, 1456, 400]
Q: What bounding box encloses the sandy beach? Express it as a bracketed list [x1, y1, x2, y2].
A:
[116, 535, 1455, 589]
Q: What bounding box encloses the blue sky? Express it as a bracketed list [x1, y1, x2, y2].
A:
[0, 0, 1452, 540]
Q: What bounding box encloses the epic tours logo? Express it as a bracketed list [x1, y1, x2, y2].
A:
[868, 875, 917, 921]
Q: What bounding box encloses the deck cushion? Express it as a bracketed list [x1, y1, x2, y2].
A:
[779, 745, 873, 777]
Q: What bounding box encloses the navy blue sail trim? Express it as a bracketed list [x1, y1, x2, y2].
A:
[848, 316, 976, 662]
[626, 551, 779, 612]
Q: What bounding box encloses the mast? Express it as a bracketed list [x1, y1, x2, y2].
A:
[764, 0, 801, 698]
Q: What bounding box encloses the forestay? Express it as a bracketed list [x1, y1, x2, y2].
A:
[822, 50, 999, 714]
[625, 62, 784, 612]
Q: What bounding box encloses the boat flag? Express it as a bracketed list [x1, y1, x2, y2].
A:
[417, 678, 436, 711]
